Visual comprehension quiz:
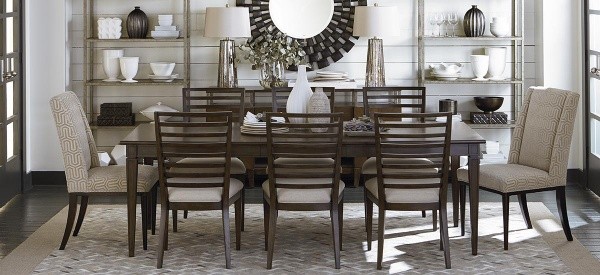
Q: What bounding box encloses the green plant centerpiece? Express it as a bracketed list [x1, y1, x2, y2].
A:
[241, 33, 306, 88]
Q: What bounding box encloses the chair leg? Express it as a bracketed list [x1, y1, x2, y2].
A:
[266, 207, 278, 269]
[339, 199, 344, 251]
[364, 191, 368, 232]
[72, 195, 89, 236]
[440, 204, 451, 269]
[241, 189, 246, 232]
[222, 206, 232, 269]
[502, 194, 509, 250]
[235, 197, 242, 251]
[263, 199, 269, 251]
[151, 186, 157, 235]
[184, 210, 188, 219]
[517, 193, 533, 229]
[157, 203, 169, 268]
[331, 206, 341, 269]
[432, 210, 438, 231]
[460, 184, 466, 236]
[366, 196, 373, 251]
[556, 186, 573, 241]
[141, 194, 148, 251]
[451, 156, 460, 227]
[172, 210, 178, 232]
[376, 207, 386, 270]
[59, 194, 78, 250]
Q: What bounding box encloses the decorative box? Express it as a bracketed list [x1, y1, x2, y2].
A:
[100, 102, 132, 117]
[97, 17, 122, 39]
[470, 112, 508, 124]
[96, 114, 136, 126]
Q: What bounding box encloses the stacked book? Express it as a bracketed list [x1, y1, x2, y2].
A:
[240, 112, 287, 135]
[96, 102, 135, 126]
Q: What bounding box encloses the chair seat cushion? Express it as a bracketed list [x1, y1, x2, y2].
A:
[170, 157, 246, 175]
[457, 163, 559, 193]
[86, 165, 157, 193]
[168, 178, 244, 203]
[262, 178, 345, 203]
[361, 157, 434, 175]
[365, 177, 439, 203]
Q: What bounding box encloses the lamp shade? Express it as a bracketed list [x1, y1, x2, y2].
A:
[204, 7, 251, 38]
[353, 6, 401, 37]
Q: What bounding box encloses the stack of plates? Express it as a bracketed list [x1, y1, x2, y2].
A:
[431, 72, 461, 81]
[149, 74, 178, 82]
[240, 120, 288, 135]
[312, 71, 350, 82]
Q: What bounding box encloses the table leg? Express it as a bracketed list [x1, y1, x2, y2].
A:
[126, 145, 139, 257]
[468, 151, 480, 256]
[451, 156, 459, 227]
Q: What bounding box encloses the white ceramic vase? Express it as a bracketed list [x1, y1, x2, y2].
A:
[486, 47, 507, 81]
[470, 55, 489, 81]
[102, 49, 124, 82]
[97, 18, 122, 39]
[286, 65, 313, 123]
[490, 17, 510, 37]
[119, 57, 139, 83]
[307, 87, 331, 132]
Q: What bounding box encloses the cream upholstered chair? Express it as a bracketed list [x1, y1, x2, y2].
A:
[458, 87, 579, 250]
[50, 92, 158, 250]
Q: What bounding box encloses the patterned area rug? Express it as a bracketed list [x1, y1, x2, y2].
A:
[1, 202, 598, 274]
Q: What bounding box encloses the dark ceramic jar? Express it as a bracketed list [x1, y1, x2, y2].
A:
[464, 5, 485, 37]
[126, 6, 148, 38]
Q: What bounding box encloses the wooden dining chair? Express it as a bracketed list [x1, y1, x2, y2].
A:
[365, 112, 453, 270]
[263, 112, 344, 269]
[155, 111, 243, 269]
[50, 91, 158, 251]
[457, 87, 579, 250]
[177, 88, 248, 231]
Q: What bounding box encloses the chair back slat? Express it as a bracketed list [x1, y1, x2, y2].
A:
[266, 112, 343, 202]
[363, 86, 426, 119]
[374, 112, 452, 203]
[182, 88, 246, 124]
[155, 111, 234, 203]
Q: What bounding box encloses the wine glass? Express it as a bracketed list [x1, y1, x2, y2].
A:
[448, 12, 459, 37]
[428, 13, 437, 36]
[435, 13, 445, 37]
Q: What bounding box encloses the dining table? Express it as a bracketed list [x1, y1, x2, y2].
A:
[120, 121, 486, 257]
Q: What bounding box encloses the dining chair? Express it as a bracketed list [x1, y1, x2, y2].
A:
[50, 91, 158, 251]
[178, 87, 248, 231]
[359, 86, 436, 225]
[154, 111, 243, 269]
[457, 87, 579, 250]
[365, 112, 453, 270]
[263, 112, 344, 269]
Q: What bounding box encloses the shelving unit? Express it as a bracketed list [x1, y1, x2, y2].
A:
[417, 0, 524, 128]
[82, 0, 191, 129]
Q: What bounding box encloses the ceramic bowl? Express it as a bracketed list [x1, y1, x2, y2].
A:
[150, 62, 175, 76]
[158, 19, 173, 26]
[140, 102, 178, 122]
[474, 97, 504, 113]
[429, 63, 463, 75]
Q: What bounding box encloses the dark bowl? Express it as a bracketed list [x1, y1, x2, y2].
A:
[474, 97, 504, 113]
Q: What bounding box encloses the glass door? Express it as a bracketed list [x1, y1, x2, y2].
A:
[0, 0, 21, 206]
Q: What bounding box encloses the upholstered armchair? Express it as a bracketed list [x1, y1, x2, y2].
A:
[458, 87, 579, 250]
[50, 92, 158, 250]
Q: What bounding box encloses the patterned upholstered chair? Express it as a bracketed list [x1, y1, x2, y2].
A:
[458, 87, 579, 250]
[50, 92, 158, 250]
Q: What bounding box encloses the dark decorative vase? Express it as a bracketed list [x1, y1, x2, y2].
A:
[464, 5, 485, 37]
[126, 6, 148, 38]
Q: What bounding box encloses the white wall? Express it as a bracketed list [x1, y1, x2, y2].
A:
[25, 0, 69, 171]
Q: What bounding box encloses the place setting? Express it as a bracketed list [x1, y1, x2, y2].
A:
[240, 111, 288, 135]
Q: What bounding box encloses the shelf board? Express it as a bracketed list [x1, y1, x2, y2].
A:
[423, 78, 523, 84]
[85, 79, 187, 86]
[90, 121, 148, 130]
[464, 120, 516, 129]
[422, 36, 523, 41]
[86, 37, 185, 43]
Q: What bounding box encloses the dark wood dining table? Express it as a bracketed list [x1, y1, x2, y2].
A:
[120, 121, 486, 257]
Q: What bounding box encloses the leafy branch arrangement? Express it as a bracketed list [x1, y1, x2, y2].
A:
[240, 33, 306, 67]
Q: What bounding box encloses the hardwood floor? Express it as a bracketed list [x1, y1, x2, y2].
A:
[1, 183, 600, 261]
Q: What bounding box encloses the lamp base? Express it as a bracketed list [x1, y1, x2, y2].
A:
[365, 38, 385, 87]
[218, 39, 238, 88]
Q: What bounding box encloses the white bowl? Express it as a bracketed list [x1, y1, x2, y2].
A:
[429, 62, 463, 75]
[158, 14, 173, 20]
[140, 102, 178, 122]
[150, 62, 175, 76]
[158, 19, 173, 26]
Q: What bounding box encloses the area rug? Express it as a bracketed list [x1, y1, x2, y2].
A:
[1, 203, 598, 274]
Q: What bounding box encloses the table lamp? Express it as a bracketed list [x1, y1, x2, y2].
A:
[353, 4, 400, 87]
[204, 5, 251, 88]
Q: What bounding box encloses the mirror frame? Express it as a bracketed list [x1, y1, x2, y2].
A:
[236, 0, 367, 69]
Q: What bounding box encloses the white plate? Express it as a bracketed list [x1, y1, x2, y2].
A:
[149, 74, 178, 80]
[435, 76, 459, 81]
[431, 72, 461, 77]
[316, 71, 347, 76]
[121, 79, 138, 83]
[312, 77, 349, 81]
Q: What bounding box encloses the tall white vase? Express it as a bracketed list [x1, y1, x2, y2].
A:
[286, 65, 313, 123]
[470, 55, 489, 81]
[102, 49, 124, 82]
[486, 47, 507, 81]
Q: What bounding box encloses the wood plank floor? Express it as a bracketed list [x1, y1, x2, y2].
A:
[1, 183, 600, 262]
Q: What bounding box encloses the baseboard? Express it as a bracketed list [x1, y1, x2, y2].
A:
[567, 168, 584, 187]
[30, 171, 66, 185]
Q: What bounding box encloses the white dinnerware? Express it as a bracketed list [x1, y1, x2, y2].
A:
[119, 57, 139, 83]
[490, 17, 510, 37]
[102, 49, 124, 82]
[140, 102, 178, 122]
[158, 15, 173, 27]
[150, 62, 175, 76]
[486, 47, 507, 80]
[470, 55, 489, 81]
[97, 17, 122, 39]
